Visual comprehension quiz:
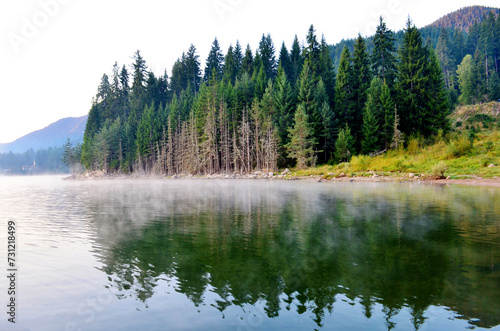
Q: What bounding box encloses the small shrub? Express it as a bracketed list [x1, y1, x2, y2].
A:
[447, 132, 472, 157]
[455, 121, 462, 128]
[393, 158, 407, 172]
[350, 155, 370, 171]
[467, 114, 494, 125]
[431, 161, 448, 179]
[485, 141, 494, 152]
[482, 157, 494, 167]
[407, 137, 421, 155]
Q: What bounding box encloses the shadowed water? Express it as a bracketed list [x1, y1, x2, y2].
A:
[0, 176, 499, 330]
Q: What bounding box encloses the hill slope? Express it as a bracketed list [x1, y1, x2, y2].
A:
[0, 115, 88, 153]
[426, 5, 500, 32]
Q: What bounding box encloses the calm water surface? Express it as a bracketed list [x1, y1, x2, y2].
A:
[0, 176, 499, 331]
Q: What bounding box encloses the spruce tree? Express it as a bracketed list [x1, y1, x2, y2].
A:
[304, 25, 321, 74]
[319, 35, 336, 109]
[204, 38, 224, 82]
[258, 34, 277, 80]
[335, 46, 355, 130]
[290, 35, 304, 88]
[278, 42, 292, 81]
[273, 65, 295, 162]
[352, 34, 372, 148]
[130, 50, 148, 118]
[436, 28, 454, 89]
[426, 48, 451, 135]
[223, 45, 237, 84]
[286, 104, 316, 169]
[361, 94, 380, 155]
[334, 124, 355, 163]
[185, 44, 201, 94]
[119, 65, 130, 119]
[81, 102, 101, 169]
[396, 18, 430, 136]
[241, 44, 254, 77]
[253, 64, 267, 100]
[136, 103, 155, 160]
[297, 61, 318, 123]
[233, 41, 243, 77]
[372, 17, 397, 88]
[457, 54, 475, 104]
[380, 81, 395, 150]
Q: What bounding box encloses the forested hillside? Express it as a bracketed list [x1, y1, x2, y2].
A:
[330, 6, 499, 76]
[77, 9, 500, 175]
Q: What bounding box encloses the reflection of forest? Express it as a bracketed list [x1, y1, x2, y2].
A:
[86, 181, 500, 329]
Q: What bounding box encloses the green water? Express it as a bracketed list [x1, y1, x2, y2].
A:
[0, 177, 498, 330]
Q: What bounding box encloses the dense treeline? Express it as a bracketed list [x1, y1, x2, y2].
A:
[80, 14, 497, 175]
[0, 146, 69, 174]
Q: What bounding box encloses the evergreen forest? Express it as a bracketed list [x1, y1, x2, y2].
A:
[78, 11, 500, 175]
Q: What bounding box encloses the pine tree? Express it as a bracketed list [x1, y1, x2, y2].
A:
[286, 104, 317, 169]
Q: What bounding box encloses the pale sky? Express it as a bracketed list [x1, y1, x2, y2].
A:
[0, 0, 498, 144]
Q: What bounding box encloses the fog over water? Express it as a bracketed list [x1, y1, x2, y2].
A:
[0, 176, 498, 330]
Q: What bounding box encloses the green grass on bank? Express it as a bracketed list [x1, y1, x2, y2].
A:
[293, 103, 500, 179]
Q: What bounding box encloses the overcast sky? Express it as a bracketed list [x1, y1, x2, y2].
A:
[0, 0, 498, 144]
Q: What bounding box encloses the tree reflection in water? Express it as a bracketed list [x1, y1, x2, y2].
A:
[86, 180, 499, 329]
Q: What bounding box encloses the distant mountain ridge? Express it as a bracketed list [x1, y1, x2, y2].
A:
[0, 115, 88, 153]
[425, 5, 500, 32]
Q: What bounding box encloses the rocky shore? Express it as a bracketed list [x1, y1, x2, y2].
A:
[64, 169, 500, 187]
